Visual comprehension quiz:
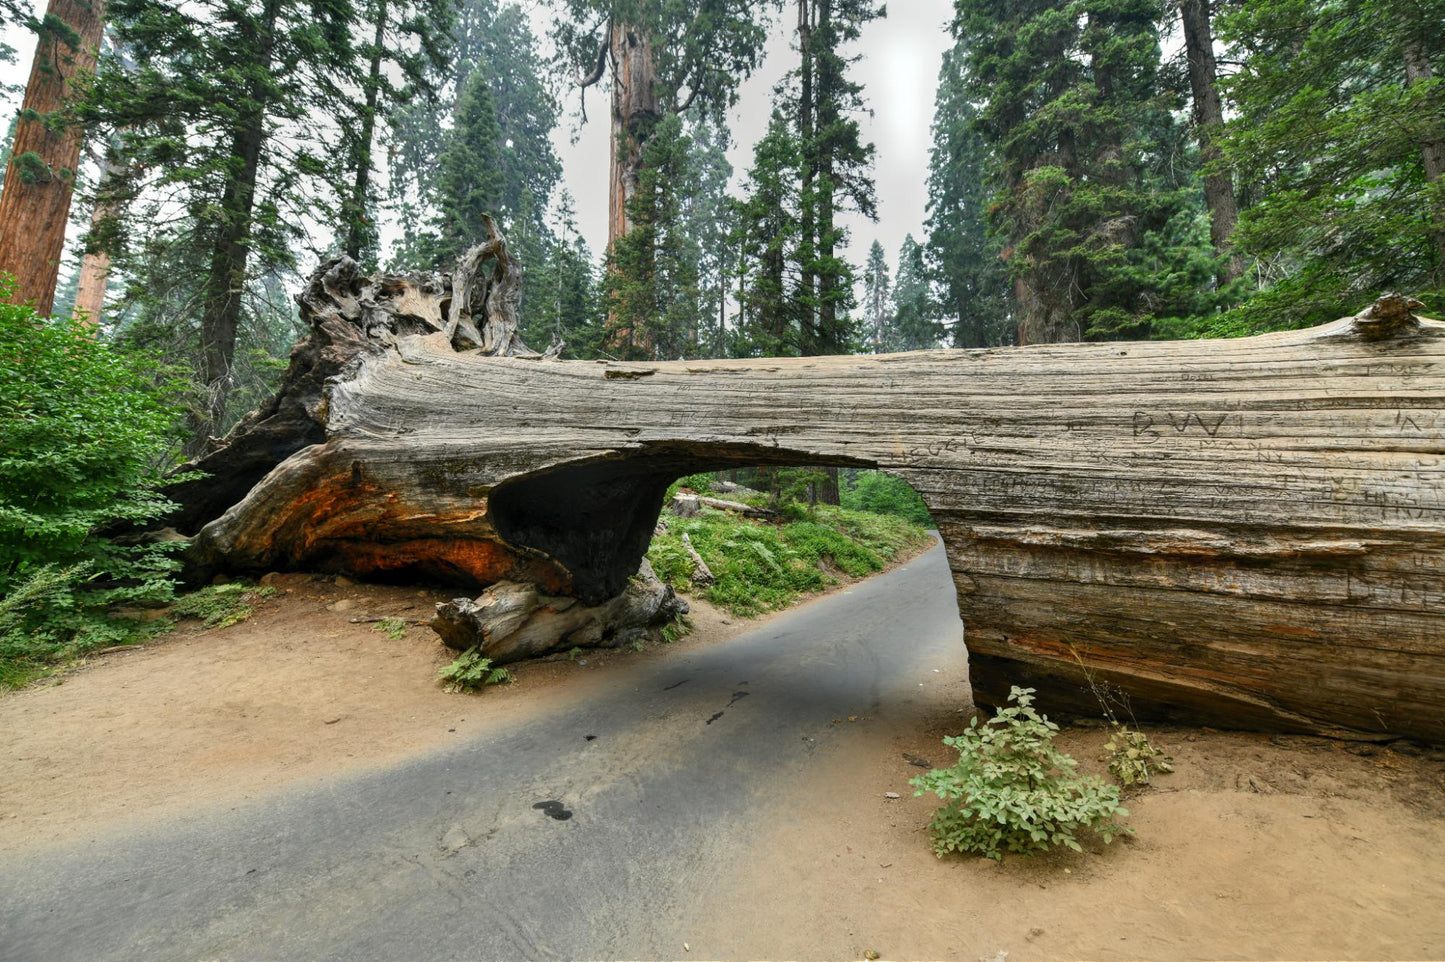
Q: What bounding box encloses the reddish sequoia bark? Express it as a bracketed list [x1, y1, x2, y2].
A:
[0, 0, 108, 315]
[158, 256, 1445, 742]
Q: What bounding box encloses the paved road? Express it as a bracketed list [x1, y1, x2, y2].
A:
[0, 539, 965, 961]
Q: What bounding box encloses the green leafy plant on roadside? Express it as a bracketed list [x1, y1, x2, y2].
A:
[171, 583, 277, 629]
[372, 617, 407, 641]
[439, 646, 511, 692]
[1105, 725, 1173, 788]
[659, 613, 692, 644]
[1070, 645, 1173, 789]
[911, 686, 1131, 861]
[0, 292, 190, 686]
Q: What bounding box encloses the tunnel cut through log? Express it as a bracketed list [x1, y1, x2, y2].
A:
[161, 260, 1445, 742]
[488, 445, 875, 603]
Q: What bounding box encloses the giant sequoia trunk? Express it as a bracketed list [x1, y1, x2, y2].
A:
[0, 0, 108, 316]
[162, 252, 1445, 742]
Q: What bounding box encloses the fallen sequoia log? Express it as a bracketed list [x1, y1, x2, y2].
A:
[160, 257, 1445, 741]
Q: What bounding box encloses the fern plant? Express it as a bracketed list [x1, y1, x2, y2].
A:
[911, 686, 1131, 860]
[438, 646, 511, 692]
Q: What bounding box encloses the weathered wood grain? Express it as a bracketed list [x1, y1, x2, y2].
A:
[172, 267, 1445, 741]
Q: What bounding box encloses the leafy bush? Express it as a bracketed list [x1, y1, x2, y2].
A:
[1105, 724, 1174, 788]
[171, 583, 276, 629]
[1070, 644, 1174, 789]
[372, 617, 408, 640]
[438, 646, 512, 691]
[673, 472, 716, 495]
[911, 687, 1131, 860]
[659, 613, 692, 643]
[0, 292, 187, 685]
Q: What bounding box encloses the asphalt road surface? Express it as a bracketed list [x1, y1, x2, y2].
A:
[1, 538, 966, 961]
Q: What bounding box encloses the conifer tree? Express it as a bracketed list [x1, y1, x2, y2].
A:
[794, 0, 880, 356]
[0, 0, 108, 316]
[923, 43, 1012, 348]
[338, 0, 455, 268]
[888, 234, 939, 351]
[1215, 0, 1445, 329]
[84, 0, 364, 448]
[955, 0, 1211, 344]
[861, 239, 890, 352]
[731, 106, 805, 357]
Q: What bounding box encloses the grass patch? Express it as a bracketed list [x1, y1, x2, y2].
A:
[372, 617, 408, 640]
[171, 583, 277, 629]
[648, 504, 930, 617]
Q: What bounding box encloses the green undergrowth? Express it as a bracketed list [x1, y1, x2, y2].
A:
[171, 583, 277, 629]
[647, 504, 930, 617]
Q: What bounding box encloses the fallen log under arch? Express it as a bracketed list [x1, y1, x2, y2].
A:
[168, 258, 1445, 742]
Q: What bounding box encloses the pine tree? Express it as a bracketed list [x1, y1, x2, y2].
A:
[956, 0, 1211, 344]
[1214, 0, 1445, 329]
[923, 43, 1012, 348]
[604, 114, 731, 360]
[386, 0, 562, 292]
[888, 234, 940, 351]
[554, 0, 774, 319]
[861, 239, 890, 352]
[731, 106, 805, 357]
[795, 0, 880, 356]
[84, 0, 364, 447]
[337, 0, 455, 268]
[432, 69, 508, 268]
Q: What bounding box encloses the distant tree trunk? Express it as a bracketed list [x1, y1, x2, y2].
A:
[816, 465, 840, 505]
[1181, 0, 1243, 285]
[73, 138, 124, 327]
[601, 21, 659, 355]
[813, 0, 841, 355]
[1403, 35, 1445, 287]
[607, 22, 658, 246]
[796, 0, 817, 353]
[0, 0, 108, 316]
[192, 0, 280, 452]
[342, 0, 388, 264]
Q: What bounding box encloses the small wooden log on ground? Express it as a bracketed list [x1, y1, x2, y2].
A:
[668, 494, 776, 519]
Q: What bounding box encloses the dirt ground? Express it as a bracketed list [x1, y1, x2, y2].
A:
[2, 570, 1443, 960]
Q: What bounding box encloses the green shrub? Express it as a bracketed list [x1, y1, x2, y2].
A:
[0, 292, 187, 685]
[659, 613, 692, 643]
[439, 646, 512, 691]
[1105, 724, 1174, 788]
[911, 687, 1131, 860]
[372, 617, 408, 640]
[172, 583, 277, 629]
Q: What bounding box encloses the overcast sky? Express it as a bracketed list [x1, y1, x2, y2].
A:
[1, 0, 957, 273]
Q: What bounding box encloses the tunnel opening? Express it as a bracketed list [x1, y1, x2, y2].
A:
[487, 442, 877, 605]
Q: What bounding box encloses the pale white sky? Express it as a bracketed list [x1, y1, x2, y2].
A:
[1, 0, 956, 274]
